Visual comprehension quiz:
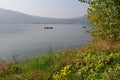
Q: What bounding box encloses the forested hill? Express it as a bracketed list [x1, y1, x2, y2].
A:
[0, 8, 89, 24]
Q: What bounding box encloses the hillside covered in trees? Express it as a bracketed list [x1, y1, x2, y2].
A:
[0, 0, 120, 79]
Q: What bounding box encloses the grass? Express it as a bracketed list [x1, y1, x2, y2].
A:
[0, 41, 120, 80]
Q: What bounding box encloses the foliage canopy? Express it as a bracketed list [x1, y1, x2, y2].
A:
[80, 0, 120, 42]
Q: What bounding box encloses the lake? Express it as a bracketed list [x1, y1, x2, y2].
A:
[0, 24, 91, 60]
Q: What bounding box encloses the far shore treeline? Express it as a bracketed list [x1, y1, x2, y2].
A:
[0, 0, 120, 79]
[0, 8, 89, 24]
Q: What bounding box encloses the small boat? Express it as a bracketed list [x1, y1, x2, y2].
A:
[44, 26, 53, 29]
[82, 26, 87, 28]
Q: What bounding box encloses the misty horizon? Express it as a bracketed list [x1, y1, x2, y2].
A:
[0, 0, 89, 18]
[0, 8, 88, 19]
[0, 8, 89, 24]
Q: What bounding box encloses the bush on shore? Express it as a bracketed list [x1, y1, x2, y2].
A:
[0, 42, 120, 80]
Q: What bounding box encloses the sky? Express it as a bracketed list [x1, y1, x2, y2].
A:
[0, 0, 89, 18]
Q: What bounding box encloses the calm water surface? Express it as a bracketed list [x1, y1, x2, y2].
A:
[0, 24, 90, 60]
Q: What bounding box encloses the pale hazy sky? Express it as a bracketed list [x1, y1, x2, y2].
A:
[0, 0, 89, 18]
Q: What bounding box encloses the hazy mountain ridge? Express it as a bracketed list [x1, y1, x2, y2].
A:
[0, 8, 89, 24]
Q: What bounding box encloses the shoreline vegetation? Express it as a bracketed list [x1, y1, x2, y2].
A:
[0, 0, 120, 79]
[0, 40, 120, 80]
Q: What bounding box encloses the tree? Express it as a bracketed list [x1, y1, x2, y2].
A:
[80, 0, 120, 42]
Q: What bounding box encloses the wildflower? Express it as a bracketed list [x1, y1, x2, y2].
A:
[53, 64, 71, 80]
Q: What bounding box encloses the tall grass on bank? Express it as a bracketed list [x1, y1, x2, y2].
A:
[0, 42, 120, 80]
